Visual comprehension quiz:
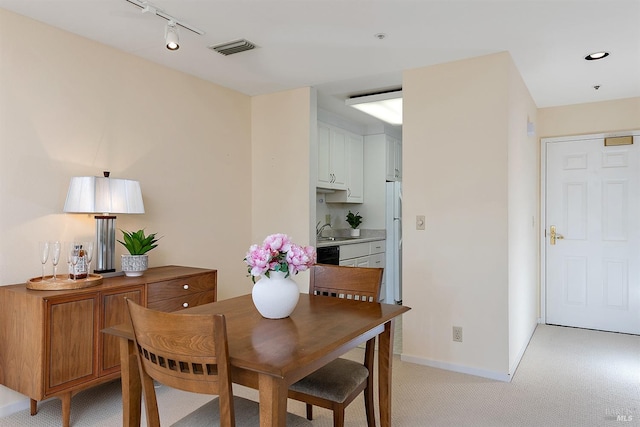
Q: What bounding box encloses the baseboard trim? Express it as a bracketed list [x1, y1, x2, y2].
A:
[509, 321, 538, 376]
[399, 354, 512, 382]
[0, 397, 30, 418]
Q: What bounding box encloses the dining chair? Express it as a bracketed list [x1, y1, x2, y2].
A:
[288, 263, 384, 427]
[125, 299, 311, 427]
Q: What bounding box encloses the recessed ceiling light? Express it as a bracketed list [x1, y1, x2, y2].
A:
[585, 51, 610, 61]
[346, 90, 403, 125]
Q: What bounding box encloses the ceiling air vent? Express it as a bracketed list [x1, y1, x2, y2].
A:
[208, 39, 256, 56]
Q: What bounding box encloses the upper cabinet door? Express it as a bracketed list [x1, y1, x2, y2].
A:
[386, 136, 402, 181]
[316, 122, 347, 191]
[317, 123, 332, 188]
[329, 128, 347, 189]
[325, 130, 364, 203]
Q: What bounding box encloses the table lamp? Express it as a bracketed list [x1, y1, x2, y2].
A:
[63, 172, 145, 274]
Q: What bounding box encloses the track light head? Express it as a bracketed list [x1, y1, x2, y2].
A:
[165, 21, 179, 50]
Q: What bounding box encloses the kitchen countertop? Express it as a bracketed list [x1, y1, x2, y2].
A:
[316, 231, 386, 248]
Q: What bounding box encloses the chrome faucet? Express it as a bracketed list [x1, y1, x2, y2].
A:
[316, 222, 332, 238]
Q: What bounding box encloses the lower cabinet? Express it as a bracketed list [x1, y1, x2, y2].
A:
[0, 265, 216, 427]
[100, 286, 145, 375]
[338, 240, 386, 297]
[46, 294, 99, 394]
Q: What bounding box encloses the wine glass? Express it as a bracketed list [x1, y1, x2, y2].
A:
[68, 243, 79, 280]
[39, 241, 50, 281]
[51, 241, 61, 281]
[84, 241, 94, 278]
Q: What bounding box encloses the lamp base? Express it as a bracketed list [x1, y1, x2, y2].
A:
[95, 215, 116, 273]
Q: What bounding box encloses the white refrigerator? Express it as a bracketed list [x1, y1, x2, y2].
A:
[385, 181, 402, 304]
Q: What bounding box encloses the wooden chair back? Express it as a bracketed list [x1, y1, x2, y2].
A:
[309, 263, 383, 302]
[126, 299, 235, 427]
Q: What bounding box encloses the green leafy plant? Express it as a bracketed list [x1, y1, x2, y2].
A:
[118, 229, 160, 255]
[346, 211, 363, 229]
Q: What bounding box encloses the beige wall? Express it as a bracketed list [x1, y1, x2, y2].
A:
[402, 52, 538, 380]
[2, 4, 639, 414]
[250, 88, 315, 290]
[538, 97, 640, 138]
[506, 56, 540, 373]
[0, 9, 254, 409]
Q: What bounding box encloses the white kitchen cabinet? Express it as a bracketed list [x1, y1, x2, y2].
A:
[386, 136, 402, 181]
[369, 252, 384, 269]
[340, 240, 386, 276]
[339, 242, 370, 267]
[363, 133, 402, 183]
[338, 240, 386, 298]
[326, 131, 364, 203]
[317, 122, 347, 190]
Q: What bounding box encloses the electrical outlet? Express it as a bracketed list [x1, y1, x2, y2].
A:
[452, 326, 463, 342]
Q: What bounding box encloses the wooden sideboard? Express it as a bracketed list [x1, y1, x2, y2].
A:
[0, 265, 216, 427]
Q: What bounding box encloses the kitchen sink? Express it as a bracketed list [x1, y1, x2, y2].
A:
[317, 236, 356, 242]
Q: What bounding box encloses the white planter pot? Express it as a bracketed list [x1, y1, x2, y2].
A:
[350, 228, 361, 237]
[121, 254, 149, 277]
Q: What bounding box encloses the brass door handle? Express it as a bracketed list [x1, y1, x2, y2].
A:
[550, 225, 564, 245]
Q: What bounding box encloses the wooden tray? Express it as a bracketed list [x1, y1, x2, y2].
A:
[26, 274, 103, 290]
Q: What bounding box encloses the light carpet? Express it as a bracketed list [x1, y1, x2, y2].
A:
[1, 324, 638, 426]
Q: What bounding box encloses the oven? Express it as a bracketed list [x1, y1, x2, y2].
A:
[316, 245, 340, 265]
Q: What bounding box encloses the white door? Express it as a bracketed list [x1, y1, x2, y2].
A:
[545, 134, 640, 335]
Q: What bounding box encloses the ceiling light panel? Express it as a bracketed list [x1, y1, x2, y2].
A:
[346, 91, 403, 125]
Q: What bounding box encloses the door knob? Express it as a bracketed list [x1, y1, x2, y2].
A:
[550, 225, 564, 245]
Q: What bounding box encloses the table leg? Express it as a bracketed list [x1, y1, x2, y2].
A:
[258, 373, 288, 427]
[378, 319, 395, 427]
[119, 336, 142, 427]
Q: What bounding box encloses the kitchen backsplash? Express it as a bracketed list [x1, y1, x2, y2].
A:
[316, 191, 385, 233]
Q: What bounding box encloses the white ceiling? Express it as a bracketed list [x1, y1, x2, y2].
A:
[1, 0, 639, 126]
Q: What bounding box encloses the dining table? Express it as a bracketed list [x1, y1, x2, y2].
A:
[103, 293, 410, 427]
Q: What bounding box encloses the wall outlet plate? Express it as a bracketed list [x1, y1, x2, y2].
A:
[453, 326, 463, 342]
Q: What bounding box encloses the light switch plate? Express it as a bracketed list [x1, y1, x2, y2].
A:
[416, 215, 425, 230]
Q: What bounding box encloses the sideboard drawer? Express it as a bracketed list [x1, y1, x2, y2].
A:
[147, 272, 216, 303]
[147, 290, 215, 312]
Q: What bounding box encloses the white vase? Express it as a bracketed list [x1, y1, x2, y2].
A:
[350, 228, 361, 237]
[251, 271, 300, 319]
[121, 254, 149, 277]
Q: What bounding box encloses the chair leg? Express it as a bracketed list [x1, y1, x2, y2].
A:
[364, 337, 377, 427]
[333, 406, 345, 427]
[140, 370, 161, 427]
[306, 403, 313, 420]
[364, 385, 376, 427]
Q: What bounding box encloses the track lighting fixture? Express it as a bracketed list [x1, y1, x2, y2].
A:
[125, 1, 204, 50]
[165, 21, 179, 50]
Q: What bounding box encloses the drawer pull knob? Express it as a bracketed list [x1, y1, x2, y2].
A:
[183, 284, 189, 290]
[182, 302, 189, 308]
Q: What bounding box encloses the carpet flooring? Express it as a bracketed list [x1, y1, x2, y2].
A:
[1, 324, 638, 426]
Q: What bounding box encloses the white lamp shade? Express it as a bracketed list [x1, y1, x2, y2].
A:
[63, 176, 145, 214]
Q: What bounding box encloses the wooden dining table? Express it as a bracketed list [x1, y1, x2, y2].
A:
[103, 293, 410, 427]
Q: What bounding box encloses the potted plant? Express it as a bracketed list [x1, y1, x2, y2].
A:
[118, 229, 160, 277]
[346, 211, 363, 237]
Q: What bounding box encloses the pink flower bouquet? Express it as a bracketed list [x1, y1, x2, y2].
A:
[244, 233, 316, 282]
